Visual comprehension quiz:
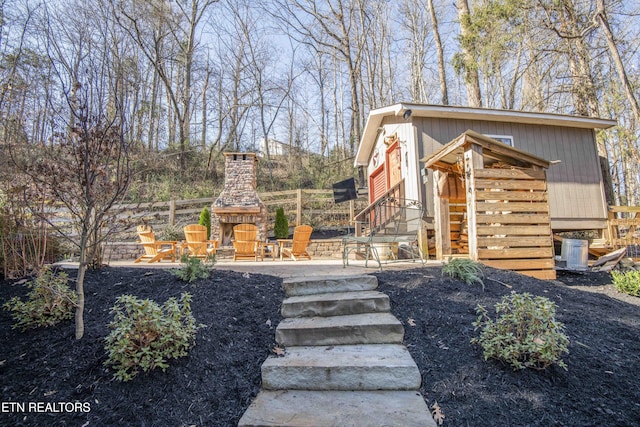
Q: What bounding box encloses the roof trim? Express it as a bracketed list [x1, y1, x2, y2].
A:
[354, 103, 617, 166]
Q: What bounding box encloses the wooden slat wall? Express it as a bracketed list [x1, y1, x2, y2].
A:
[473, 168, 556, 280]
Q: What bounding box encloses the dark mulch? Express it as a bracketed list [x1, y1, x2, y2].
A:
[1, 265, 639, 426]
[0, 268, 284, 427]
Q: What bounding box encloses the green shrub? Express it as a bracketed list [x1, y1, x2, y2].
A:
[442, 258, 485, 289]
[198, 207, 211, 239]
[471, 292, 569, 371]
[104, 292, 197, 381]
[3, 267, 77, 331]
[171, 254, 212, 283]
[273, 207, 289, 239]
[611, 270, 640, 297]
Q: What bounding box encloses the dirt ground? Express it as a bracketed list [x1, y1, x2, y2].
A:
[1, 264, 639, 426]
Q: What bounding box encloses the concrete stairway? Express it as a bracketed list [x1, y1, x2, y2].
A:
[238, 275, 436, 427]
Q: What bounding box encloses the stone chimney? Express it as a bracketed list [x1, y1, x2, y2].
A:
[211, 153, 267, 245]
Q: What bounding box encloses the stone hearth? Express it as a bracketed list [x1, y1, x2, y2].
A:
[211, 153, 268, 245]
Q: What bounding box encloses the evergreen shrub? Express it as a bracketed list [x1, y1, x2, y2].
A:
[199, 207, 211, 239]
[274, 207, 289, 239]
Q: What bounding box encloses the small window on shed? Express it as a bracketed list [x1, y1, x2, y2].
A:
[485, 134, 514, 146]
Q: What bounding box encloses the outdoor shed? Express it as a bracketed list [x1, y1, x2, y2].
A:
[354, 103, 617, 234]
[423, 130, 555, 280]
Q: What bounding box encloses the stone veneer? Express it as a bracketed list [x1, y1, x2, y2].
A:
[103, 239, 344, 262]
[211, 153, 268, 245]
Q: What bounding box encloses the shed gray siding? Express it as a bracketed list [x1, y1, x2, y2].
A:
[414, 117, 607, 230]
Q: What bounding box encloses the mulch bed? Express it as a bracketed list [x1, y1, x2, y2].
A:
[1, 265, 639, 426]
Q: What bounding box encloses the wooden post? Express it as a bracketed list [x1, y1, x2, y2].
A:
[464, 143, 483, 260]
[296, 189, 302, 226]
[433, 170, 451, 260]
[349, 199, 355, 226]
[169, 200, 176, 225]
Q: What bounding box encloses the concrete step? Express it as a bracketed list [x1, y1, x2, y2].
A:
[281, 290, 390, 318]
[237, 390, 436, 427]
[282, 275, 377, 297]
[261, 344, 421, 390]
[275, 313, 404, 346]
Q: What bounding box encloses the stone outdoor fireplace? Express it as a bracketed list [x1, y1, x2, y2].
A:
[211, 153, 267, 246]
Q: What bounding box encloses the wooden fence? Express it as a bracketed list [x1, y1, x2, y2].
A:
[606, 206, 640, 249]
[50, 189, 368, 239]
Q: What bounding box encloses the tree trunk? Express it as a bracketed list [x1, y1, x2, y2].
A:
[346, 55, 361, 156]
[201, 66, 210, 151]
[594, 0, 640, 125]
[428, 0, 448, 105]
[457, 0, 482, 107]
[148, 66, 159, 151]
[75, 261, 86, 340]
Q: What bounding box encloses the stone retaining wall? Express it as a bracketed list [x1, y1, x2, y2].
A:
[103, 239, 344, 262]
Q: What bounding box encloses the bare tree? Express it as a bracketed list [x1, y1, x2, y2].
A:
[360, 0, 394, 108]
[270, 0, 370, 155]
[428, 0, 449, 105]
[115, 0, 217, 173]
[400, 0, 431, 103]
[594, 0, 640, 125]
[535, 0, 615, 202]
[226, 0, 299, 186]
[12, 82, 130, 339]
[455, 0, 482, 107]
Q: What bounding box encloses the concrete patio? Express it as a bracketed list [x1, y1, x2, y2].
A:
[101, 258, 440, 278]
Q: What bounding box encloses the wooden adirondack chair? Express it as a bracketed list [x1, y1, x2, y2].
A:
[183, 224, 218, 259]
[279, 225, 313, 260]
[134, 225, 177, 263]
[232, 223, 260, 261]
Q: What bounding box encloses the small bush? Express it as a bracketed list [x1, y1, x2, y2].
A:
[171, 254, 212, 283]
[273, 207, 289, 239]
[159, 223, 185, 241]
[442, 258, 484, 289]
[472, 292, 569, 371]
[611, 270, 640, 297]
[198, 207, 211, 239]
[3, 267, 77, 331]
[104, 292, 197, 381]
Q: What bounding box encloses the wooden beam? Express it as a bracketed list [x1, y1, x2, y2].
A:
[474, 168, 546, 180]
[476, 202, 550, 212]
[476, 191, 547, 202]
[474, 179, 547, 191]
[465, 143, 483, 260]
[481, 258, 555, 270]
[212, 206, 262, 214]
[519, 270, 557, 280]
[609, 206, 640, 213]
[476, 213, 551, 224]
[477, 225, 551, 236]
[478, 247, 554, 259]
[433, 169, 451, 259]
[477, 236, 553, 247]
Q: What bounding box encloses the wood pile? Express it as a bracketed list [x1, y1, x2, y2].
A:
[449, 200, 468, 254]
